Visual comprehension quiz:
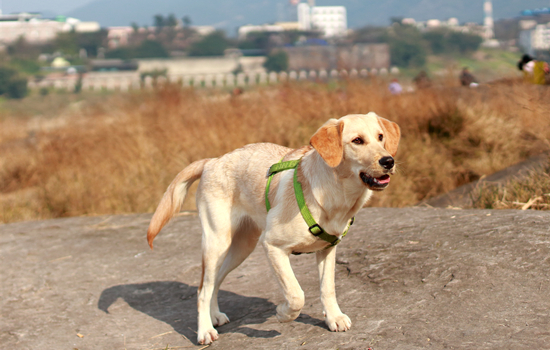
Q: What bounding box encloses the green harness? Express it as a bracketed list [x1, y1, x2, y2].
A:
[265, 158, 354, 250]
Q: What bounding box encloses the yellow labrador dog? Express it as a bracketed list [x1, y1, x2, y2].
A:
[147, 112, 400, 344]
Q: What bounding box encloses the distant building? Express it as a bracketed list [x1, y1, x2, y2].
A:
[426, 19, 442, 28]
[238, 22, 301, 40]
[297, 3, 347, 37]
[447, 18, 459, 27]
[193, 26, 216, 37]
[521, 8, 550, 17]
[75, 21, 101, 33]
[107, 26, 134, 49]
[519, 22, 550, 55]
[0, 12, 99, 45]
[282, 43, 389, 71]
[483, 0, 495, 40]
[238, 24, 284, 40]
[403, 17, 485, 38]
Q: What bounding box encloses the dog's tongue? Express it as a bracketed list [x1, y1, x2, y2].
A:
[377, 175, 391, 184]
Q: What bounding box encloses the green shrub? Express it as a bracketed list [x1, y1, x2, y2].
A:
[7, 78, 28, 99]
[385, 24, 427, 68]
[423, 29, 483, 55]
[188, 31, 230, 57]
[106, 40, 169, 59]
[39, 87, 50, 96]
[0, 67, 28, 99]
[263, 51, 289, 72]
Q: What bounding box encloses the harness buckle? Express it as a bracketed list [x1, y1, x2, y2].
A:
[308, 224, 323, 236]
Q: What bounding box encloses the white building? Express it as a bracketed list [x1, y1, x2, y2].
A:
[238, 22, 301, 40]
[238, 24, 284, 40]
[75, 21, 101, 33]
[107, 26, 134, 49]
[298, 3, 347, 37]
[519, 22, 550, 55]
[483, 0, 495, 40]
[0, 12, 100, 45]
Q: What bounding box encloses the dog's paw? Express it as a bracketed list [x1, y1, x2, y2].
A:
[197, 328, 219, 345]
[276, 303, 300, 323]
[211, 311, 230, 327]
[326, 313, 352, 332]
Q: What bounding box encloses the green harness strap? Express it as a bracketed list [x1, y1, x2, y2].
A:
[265, 159, 300, 212]
[265, 158, 354, 248]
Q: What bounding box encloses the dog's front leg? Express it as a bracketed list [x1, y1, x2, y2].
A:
[263, 242, 305, 322]
[316, 246, 352, 332]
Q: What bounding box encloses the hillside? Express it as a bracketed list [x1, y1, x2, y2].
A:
[65, 0, 550, 31]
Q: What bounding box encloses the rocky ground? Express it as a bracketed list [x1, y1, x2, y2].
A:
[1, 207, 550, 350]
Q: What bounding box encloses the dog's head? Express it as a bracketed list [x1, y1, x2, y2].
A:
[310, 112, 401, 191]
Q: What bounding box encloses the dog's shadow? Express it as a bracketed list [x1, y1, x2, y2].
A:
[98, 281, 325, 343]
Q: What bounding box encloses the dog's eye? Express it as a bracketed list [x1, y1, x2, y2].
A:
[352, 137, 364, 145]
[378, 134, 384, 142]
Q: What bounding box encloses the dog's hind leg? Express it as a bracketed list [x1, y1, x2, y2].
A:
[210, 216, 261, 327]
[196, 203, 234, 345]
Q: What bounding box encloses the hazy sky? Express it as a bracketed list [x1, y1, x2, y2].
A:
[0, 0, 93, 15]
[3, 0, 550, 28]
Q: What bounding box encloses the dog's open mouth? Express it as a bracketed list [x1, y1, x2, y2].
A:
[360, 173, 390, 190]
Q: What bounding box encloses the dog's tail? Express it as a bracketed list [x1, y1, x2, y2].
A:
[147, 158, 211, 249]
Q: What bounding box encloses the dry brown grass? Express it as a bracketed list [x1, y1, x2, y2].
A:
[1, 79, 550, 223]
[471, 161, 550, 210]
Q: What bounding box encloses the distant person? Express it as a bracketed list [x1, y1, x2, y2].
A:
[413, 70, 431, 89]
[459, 67, 478, 87]
[388, 78, 403, 95]
[518, 54, 549, 85]
[517, 54, 535, 74]
[232, 87, 244, 96]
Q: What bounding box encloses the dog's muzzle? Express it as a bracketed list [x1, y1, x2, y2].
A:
[360, 172, 390, 190]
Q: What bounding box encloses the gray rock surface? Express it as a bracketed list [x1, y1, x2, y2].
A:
[1, 208, 550, 349]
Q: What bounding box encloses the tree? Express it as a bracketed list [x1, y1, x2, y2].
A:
[0, 67, 28, 99]
[182, 16, 192, 28]
[390, 39, 427, 67]
[75, 30, 108, 57]
[154, 14, 165, 32]
[447, 32, 482, 54]
[7, 36, 42, 59]
[263, 50, 288, 72]
[51, 30, 107, 58]
[0, 67, 16, 95]
[351, 26, 386, 43]
[136, 40, 169, 58]
[423, 30, 446, 54]
[384, 24, 427, 68]
[106, 40, 169, 59]
[54, 31, 80, 56]
[423, 29, 482, 55]
[188, 31, 230, 56]
[238, 31, 271, 51]
[166, 14, 178, 28]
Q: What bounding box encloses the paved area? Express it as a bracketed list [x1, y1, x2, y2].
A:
[1, 208, 550, 349]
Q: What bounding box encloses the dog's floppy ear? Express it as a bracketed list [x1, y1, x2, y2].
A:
[310, 118, 344, 167]
[378, 117, 401, 157]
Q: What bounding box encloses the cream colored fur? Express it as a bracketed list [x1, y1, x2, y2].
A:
[147, 113, 401, 345]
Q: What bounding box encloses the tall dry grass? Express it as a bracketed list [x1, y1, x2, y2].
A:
[1, 79, 549, 223]
[471, 161, 550, 210]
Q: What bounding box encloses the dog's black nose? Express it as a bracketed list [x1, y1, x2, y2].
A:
[379, 156, 394, 170]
